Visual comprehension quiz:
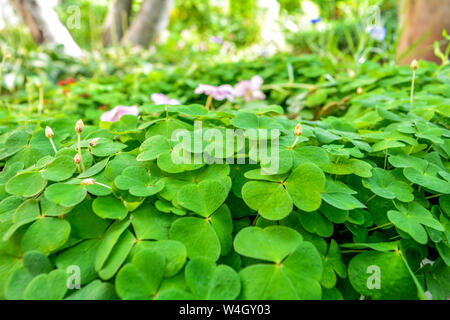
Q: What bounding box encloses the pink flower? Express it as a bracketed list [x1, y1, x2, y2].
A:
[100, 105, 139, 122]
[194, 84, 235, 101]
[234, 75, 265, 101]
[151, 93, 180, 105]
[209, 36, 223, 44]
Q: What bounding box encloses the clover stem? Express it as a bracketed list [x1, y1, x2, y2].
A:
[407, 137, 419, 155]
[205, 95, 213, 111]
[95, 182, 112, 189]
[251, 214, 260, 226]
[398, 242, 427, 300]
[290, 136, 299, 149]
[368, 222, 393, 231]
[392, 199, 399, 210]
[365, 194, 376, 204]
[77, 133, 85, 172]
[164, 104, 169, 118]
[410, 69, 416, 109]
[425, 193, 442, 199]
[383, 149, 388, 169]
[49, 138, 57, 154]
[340, 250, 367, 254]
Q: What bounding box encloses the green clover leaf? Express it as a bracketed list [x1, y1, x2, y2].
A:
[234, 226, 303, 263]
[348, 251, 417, 299]
[185, 257, 241, 300]
[239, 242, 323, 299]
[115, 249, 165, 300]
[6, 171, 47, 198]
[387, 201, 444, 244]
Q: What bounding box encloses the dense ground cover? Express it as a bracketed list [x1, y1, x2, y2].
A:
[0, 47, 449, 300]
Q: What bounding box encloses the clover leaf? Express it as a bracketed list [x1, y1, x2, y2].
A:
[138, 134, 204, 173]
[169, 217, 221, 261]
[387, 201, 444, 244]
[362, 168, 414, 202]
[115, 166, 164, 198]
[348, 251, 417, 299]
[239, 242, 323, 299]
[42, 155, 77, 181]
[185, 258, 240, 300]
[115, 249, 165, 300]
[23, 269, 68, 300]
[44, 181, 87, 207]
[6, 171, 47, 198]
[21, 217, 71, 255]
[3, 199, 40, 241]
[234, 226, 303, 263]
[179, 180, 229, 216]
[132, 240, 187, 278]
[97, 230, 135, 280]
[321, 177, 365, 210]
[323, 157, 372, 178]
[55, 239, 100, 285]
[90, 138, 127, 157]
[92, 196, 128, 220]
[65, 280, 116, 300]
[242, 163, 325, 220]
[131, 205, 177, 240]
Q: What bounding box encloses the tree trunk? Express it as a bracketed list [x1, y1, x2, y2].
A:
[11, 0, 82, 57]
[397, 0, 450, 65]
[102, 0, 132, 46]
[121, 0, 174, 47]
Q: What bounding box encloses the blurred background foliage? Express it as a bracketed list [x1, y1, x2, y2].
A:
[2, 0, 399, 55]
[1, 0, 448, 98]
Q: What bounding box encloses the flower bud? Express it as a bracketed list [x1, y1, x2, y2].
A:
[294, 123, 302, 136]
[73, 153, 81, 164]
[356, 87, 363, 95]
[89, 138, 100, 147]
[45, 126, 54, 139]
[410, 59, 418, 71]
[348, 70, 355, 79]
[80, 178, 95, 186]
[75, 119, 84, 133]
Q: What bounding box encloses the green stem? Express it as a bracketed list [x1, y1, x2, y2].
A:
[398, 242, 427, 300]
[368, 222, 393, 231]
[340, 250, 368, 254]
[410, 70, 416, 109]
[426, 193, 442, 199]
[205, 95, 213, 111]
[365, 194, 376, 204]
[95, 182, 112, 190]
[49, 138, 57, 154]
[77, 133, 85, 172]
[290, 136, 299, 149]
[252, 214, 260, 226]
[392, 199, 399, 210]
[407, 137, 419, 155]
